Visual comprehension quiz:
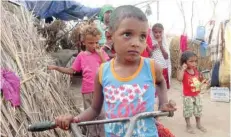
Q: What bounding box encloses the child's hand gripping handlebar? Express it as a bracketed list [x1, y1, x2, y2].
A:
[28, 111, 174, 137]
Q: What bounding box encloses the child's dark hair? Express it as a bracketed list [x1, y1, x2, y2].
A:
[109, 5, 148, 33]
[180, 51, 197, 66]
[152, 23, 164, 30]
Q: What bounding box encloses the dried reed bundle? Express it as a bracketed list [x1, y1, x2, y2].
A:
[170, 36, 213, 78]
[40, 20, 76, 52]
[1, 3, 81, 137]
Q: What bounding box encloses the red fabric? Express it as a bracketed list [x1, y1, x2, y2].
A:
[182, 69, 200, 96]
[111, 49, 115, 54]
[180, 35, 188, 52]
[146, 29, 153, 48]
[141, 48, 150, 57]
[141, 29, 152, 57]
[156, 122, 175, 137]
[163, 68, 170, 89]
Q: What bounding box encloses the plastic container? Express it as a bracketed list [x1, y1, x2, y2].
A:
[196, 26, 206, 40]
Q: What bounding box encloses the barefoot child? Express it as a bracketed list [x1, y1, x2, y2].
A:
[177, 51, 207, 134]
[55, 5, 176, 137]
[48, 25, 109, 137]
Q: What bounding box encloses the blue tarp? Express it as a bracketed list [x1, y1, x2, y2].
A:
[21, 1, 101, 21]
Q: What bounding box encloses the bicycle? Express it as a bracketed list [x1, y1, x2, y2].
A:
[28, 111, 174, 137]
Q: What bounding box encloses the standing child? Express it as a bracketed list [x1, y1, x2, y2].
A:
[150, 23, 171, 90]
[177, 51, 207, 134]
[48, 25, 109, 137]
[97, 4, 114, 46]
[55, 5, 176, 137]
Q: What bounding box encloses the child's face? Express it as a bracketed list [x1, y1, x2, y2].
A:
[83, 35, 101, 52]
[104, 10, 112, 25]
[152, 27, 163, 42]
[111, 18, 148, 62]
[186, 56, 198, 69]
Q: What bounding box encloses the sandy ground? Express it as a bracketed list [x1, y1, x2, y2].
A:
[70, 78, 230, 137]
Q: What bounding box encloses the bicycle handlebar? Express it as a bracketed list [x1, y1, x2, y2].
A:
[28, 111, 174, 137]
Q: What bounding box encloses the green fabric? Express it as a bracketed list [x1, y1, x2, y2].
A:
[183, 96, 202, 118]
[97, 5, 114, 46]
[97, 21, 106, 46]
[99, 4, 114, 22]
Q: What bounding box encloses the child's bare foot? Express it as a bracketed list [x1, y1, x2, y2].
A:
[186, 125, 195, 134]
[197, 125, 207, 132]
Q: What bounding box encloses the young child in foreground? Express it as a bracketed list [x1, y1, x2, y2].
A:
[48, 25, 109, 137]
[55, 5, 176, 137]
[177, 51, 207, 134]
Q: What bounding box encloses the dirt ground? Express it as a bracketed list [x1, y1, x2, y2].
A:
[70, 78, 230, 137]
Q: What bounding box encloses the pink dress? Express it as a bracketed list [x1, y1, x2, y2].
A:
[72, 51, 109, 94]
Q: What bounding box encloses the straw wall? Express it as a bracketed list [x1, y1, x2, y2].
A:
[1, 2, 81, 137]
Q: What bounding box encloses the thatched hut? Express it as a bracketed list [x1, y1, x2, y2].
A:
[1, 2, 81, 137]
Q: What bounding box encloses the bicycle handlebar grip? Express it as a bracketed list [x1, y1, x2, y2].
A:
[28, 121, 56, 132]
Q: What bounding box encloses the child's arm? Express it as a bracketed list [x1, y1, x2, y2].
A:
[103, 47, 115, 59]
[154, 61, 177, 112]
[55, 70, 104, 130]
[99, 54, 106, 62]
[48, 52, 82, 75]
[199, 72, 205, 82]
[96, 47, 109, 63]
[198, 72, 209, 85]
[177, 64, 187, 81]
[154, 62, 168, 108]
[159, 42, 169, 59]
[48, 65, 75, 75]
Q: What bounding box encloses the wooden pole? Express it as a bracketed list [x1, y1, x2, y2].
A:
[157, 0, 160, 21]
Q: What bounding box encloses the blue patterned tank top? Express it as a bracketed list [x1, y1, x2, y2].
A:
[99, 57, 158, 137]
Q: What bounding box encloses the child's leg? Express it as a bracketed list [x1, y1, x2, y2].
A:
[82, 93, 92, 135]
[96, 110, 105, 137]
[183, 96, 195, 134]
[193, 95, 207, 132]
[195, 117, 206, 132]
[82, 93, 102, 137]
[82, 93, 92, 110]
[185, 118, 195, 134]
[83, 93, 105, 137]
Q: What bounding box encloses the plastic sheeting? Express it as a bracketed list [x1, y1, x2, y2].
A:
[21, 1, 101, 21]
